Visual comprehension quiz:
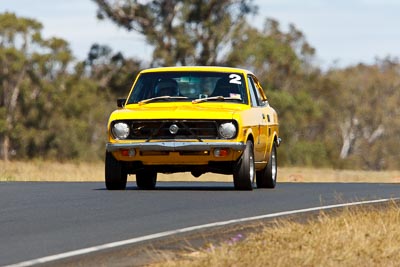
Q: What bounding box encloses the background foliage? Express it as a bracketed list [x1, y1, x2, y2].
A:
[1, 1, 399, 170]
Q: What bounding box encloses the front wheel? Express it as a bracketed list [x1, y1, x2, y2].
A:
[233, 141, 255, 190]
[256, 142, 277, 188]
[105, 152, 127, 190]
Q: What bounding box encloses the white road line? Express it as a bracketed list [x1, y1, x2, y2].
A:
[5, 198, 398, 267]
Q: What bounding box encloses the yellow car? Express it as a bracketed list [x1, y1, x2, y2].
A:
[105, 66, 280, 190]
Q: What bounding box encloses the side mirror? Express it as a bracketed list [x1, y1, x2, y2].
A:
[117, 98, 126, 108]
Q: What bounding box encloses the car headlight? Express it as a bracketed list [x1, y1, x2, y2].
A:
[112, 122, 130, 140]
[218, 122, 237, 139]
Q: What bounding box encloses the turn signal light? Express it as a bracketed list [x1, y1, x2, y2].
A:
[214, 148, 229, 157]
[120, 149, 136, 157]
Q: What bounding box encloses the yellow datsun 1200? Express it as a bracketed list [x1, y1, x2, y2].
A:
[106, 66, 280, 190]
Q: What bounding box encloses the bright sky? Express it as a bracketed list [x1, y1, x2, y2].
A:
[1, 0, 400, 69]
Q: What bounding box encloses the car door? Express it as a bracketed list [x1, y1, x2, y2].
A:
[251, 75, 277, 161]
[247, 75, 268, 162]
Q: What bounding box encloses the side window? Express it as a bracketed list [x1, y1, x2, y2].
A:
[252, 76, 267, 106]
[248, 76, 261, 107]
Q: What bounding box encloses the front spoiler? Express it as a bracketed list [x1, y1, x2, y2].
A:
[106, 141, 246, 152]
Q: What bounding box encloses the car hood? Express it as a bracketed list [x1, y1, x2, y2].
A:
[109, 103, 248, 121]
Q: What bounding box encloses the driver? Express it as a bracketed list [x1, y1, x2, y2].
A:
[155, 79, 179, 96]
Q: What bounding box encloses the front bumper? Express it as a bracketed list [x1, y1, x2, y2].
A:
[106, 141, 246, 152]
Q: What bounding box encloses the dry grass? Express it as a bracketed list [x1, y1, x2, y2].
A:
[1, 160, 400, 183]
[0, 160, 104, 182]
[279, 167, 400, 183]
[152, 202, 400, 267]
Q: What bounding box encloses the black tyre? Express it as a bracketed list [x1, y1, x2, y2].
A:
[256, 142, 277, 188]
[105, 152, 127, 190]
[136, 170, 157, 190]
[233, 140, 255, 190]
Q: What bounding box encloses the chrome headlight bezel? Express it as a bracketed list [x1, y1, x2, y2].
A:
[111, 122, 130, 140]
[218, 122, 237, 139]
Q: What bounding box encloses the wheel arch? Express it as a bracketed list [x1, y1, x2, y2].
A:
[272, 132, 281, 148]
[243, 127, 255, 145]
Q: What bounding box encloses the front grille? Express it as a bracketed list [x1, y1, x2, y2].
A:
[116, 120, 228, 140]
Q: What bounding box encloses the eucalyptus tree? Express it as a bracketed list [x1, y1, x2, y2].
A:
[0, 12, 110, 161]
[0, 12, 42, 161]
[93, 0, 256, 66]
[85, 43, 142, 97]
[327, 59, 400, 169]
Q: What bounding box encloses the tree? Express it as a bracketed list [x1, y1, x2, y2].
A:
[326, 58, 400, 169]
[93, 0, 256, 66]
[0, 12, 42, 161]
[84, 43, 141, 96]
[0, 12, 114, 161]
[226, 18, 316, 91]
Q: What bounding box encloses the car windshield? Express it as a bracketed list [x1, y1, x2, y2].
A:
[126, 71, 248, 104]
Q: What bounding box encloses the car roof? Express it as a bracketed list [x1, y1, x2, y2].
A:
[139, 66, 255, 76]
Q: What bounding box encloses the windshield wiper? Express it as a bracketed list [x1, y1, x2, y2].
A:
[139, 96, 188, 105]
[192, 96, 241, 104]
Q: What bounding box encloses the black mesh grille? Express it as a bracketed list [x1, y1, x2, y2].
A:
[117, 120, 228, 140]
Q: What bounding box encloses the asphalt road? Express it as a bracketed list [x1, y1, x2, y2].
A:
[0, 181, 399, 266]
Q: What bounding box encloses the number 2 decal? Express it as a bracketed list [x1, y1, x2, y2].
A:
[229, 74, 242, 85]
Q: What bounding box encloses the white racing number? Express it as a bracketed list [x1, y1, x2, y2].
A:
[229, 74, 242, 85]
